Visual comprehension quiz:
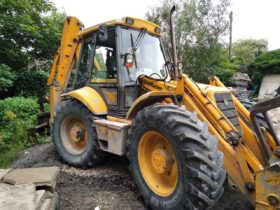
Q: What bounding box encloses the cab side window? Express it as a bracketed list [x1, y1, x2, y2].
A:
[91, 29, 117, 83]
[77, 39, 92, 83]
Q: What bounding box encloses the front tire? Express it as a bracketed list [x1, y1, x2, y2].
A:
[127, 105, 226, 210]
[53, 100, 105, 168]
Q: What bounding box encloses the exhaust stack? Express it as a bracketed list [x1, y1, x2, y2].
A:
[170, 5, 179, 79]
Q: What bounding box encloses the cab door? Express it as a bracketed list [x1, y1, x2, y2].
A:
[68, 27, 124, 116]
[88, 27, 121, 115]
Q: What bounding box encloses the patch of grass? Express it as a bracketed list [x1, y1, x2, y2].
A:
[0, 143, 24, 168]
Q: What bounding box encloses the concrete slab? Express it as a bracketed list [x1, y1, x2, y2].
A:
[258, 74, 280, 100]
[0, 183, 36, 210]
[0, 169, 11, 181]
[40, 198, 52, 210]
[49, 192, 59, 210]
[35, 190, 53, 210]
[3, 167, 59, 189]
[35, 190, 46, 208]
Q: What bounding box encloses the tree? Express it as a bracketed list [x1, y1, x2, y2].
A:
[231, 38, 268, 72]
[0, 64, 16, 92]
[248, 49, 280, 85]
[0, 0, 65, 69]
[146, 0, 231, 82]
[15, 59, 52, 97]
[0, 0, 66, 97]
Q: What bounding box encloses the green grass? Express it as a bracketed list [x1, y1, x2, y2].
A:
[0, 144, 24, 168]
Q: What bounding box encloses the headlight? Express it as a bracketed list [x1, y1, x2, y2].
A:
[155, 27, 161, 33]
[125, 17, 134, 25]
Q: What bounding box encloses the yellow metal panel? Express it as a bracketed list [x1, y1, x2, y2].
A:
[126, 91, 175, 119]
[49, 86, 61, 124]
[100, 88, 118, 105]
[183, 75, 238, 134]
[56, 17, 82, 89]
[47, 48, 60, 86]
[255, 163, 280, 209]
[79, 17, 161, 38]
[239, 119, 266, 166]
[90, 79, 117, 83]
[66, 86, 107, 115]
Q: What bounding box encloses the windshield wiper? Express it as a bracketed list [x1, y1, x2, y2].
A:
[130, 28, 147, 69]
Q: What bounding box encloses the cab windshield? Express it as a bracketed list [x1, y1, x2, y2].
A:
[121, 28, 167, 82]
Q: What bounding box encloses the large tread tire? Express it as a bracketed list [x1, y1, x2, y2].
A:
[53, 100, 105, 168]
[127, 104, 226, 210]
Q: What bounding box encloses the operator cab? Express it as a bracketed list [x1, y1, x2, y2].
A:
[68, 17, 168, 117]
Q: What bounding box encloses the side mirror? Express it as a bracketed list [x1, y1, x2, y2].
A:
[98, 25, 108, 42]
[124, 53, 134, 68]
[178, 62, 183, 72]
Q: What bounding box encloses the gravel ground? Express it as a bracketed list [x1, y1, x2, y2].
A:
[11, 143, 253, 210]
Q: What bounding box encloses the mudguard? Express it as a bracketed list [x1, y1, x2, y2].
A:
[126, 91, 175, 119]
[64, 86, 107, 115]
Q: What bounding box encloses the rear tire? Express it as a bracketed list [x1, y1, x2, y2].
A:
[53, 100, 105, 168]
[127, 104, 226, 210]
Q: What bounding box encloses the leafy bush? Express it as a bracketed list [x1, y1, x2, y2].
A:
[0, 97, 39, 128]
[231, 38, 268, 70]
[213, 68, 235, 85]
[0, 97, 40, 167]
[15, 70, 49, 97]
[0, 64, 16, 92]
[14, 59, 51, 97]
[248, 49, 280, 84]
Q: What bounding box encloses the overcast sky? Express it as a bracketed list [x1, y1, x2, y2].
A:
[50, 0, 280, 50]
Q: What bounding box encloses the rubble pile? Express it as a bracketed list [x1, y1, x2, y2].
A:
[231, 72, 252, 100]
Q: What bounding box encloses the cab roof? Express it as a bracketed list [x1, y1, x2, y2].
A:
[78, 17, 161, 37]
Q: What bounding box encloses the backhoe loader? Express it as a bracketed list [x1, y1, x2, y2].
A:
[46, 6, 280, 210]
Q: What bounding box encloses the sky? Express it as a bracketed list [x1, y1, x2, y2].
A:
[50, 0, 280, 50]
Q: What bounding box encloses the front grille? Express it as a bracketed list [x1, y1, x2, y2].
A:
[214, 92, 242, 135]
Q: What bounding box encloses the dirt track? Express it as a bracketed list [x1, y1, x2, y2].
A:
[12, 143, 253, 210]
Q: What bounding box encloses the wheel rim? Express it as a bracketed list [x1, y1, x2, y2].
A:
[138, 131, 178, 197]
[60, 116, 89, 154]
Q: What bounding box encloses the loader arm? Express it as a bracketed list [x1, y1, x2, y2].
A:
[207, 76, 280, 208]
[47, 17, 83, 89]
[47, 17, 83, 123]
[182, 75, 280, 208]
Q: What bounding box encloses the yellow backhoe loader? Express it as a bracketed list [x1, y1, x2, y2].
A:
[46, 6, 280, 210]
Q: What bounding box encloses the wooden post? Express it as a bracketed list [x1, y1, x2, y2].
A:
[229, 11, 233, 62]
